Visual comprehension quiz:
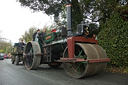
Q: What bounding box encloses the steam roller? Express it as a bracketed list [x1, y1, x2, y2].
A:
[23, 0, 110, 79]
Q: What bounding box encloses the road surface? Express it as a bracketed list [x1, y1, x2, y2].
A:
[0, 59, 128, 85]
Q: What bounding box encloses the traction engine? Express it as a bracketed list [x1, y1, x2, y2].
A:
[24, 0, 110, 78]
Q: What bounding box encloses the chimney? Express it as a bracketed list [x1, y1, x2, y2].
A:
[66, 0, 73, 37]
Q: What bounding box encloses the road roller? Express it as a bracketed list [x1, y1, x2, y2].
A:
[23, 0, 110, 78]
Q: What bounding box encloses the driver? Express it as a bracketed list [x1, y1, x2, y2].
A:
[19, 40, 26, 50]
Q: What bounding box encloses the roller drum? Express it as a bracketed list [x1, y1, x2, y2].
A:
[63, 43, 108, 78]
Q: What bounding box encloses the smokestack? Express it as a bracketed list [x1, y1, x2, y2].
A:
[66, 0, 73, 37]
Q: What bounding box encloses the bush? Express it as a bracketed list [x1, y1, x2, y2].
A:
[98, 6, 128, 68]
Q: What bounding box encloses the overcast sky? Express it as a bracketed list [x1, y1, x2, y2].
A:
[0, 0, 53, 44]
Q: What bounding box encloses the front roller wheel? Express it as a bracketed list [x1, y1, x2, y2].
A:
[63, 43, 108, 78]
[24, 41, 41, 70]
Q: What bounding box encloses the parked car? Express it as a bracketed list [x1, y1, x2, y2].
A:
[4, 54, 11, 59]
[9, 55, 11, 58]
[0, 53, 5, 60]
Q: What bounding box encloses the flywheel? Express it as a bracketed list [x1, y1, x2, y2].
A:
[24, 41, 41, 70]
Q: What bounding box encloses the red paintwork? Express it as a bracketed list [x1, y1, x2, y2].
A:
[58, 58, 110, 63]
[88, 58, 111, 63]
[51, 29, 57, 33]
[67, 36, 98, 58]
[58, 58, 87, 62]
[46, 36, 52, 40]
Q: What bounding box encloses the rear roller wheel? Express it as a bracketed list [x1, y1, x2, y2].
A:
[11, 56, 15, 64]
[24, 41, 41, 70]
[63, 43, 107, 78]
[15, 56, 19, 65]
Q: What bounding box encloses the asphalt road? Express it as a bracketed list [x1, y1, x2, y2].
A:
[0, 59, 128, 85]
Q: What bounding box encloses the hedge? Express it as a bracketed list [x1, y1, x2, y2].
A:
[98, 6, 128, 68]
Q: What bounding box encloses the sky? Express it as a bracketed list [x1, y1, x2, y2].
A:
[0, 0, 53, 44]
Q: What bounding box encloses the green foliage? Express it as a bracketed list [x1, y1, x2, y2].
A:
[5, 46, 12, 54]
[98, 5, 128, 67]
[0, 41, 12, 53]
[72, 0, 83, 29]
[43, 25, 53, 34]
[17, 0, 84, 30]
[20, 27, 36, 43]
[18, 0, 65, 17]
[0, 50, 4, 53]
[89, 23, 99, 34]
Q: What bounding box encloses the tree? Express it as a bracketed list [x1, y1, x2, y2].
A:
[0, 30, 3, 41]
[0, 40, 12, 53]
[20, 27, 37, 43]
[89, 23, 99, 34]
[17, 0, 83, 29]
[17, 0, 127, 32]
[0, 30, 12, 53]
[17, 0, 66, 17]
